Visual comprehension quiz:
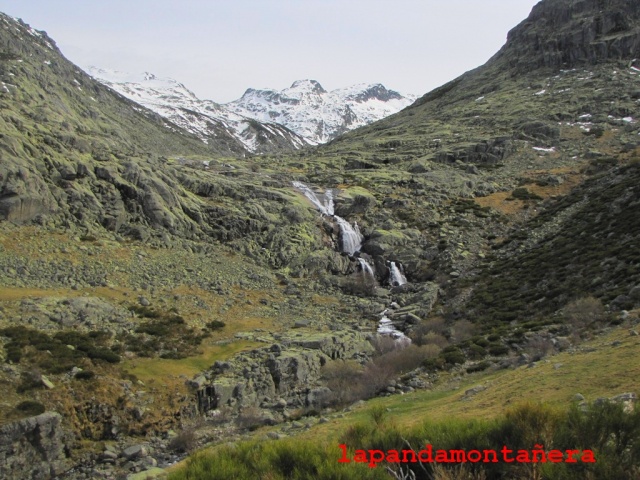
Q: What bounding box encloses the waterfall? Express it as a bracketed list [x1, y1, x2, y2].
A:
[389, 262, 407, 286]
[377, 309, 411, 345]
[294, 181, 362, 255]
[292, 181, 334, 216]
[357, 258, 375, 280]
[336, 217, 363, 255]
[323, 189, 335, 216]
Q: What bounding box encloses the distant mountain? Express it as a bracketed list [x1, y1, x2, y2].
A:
[86, 67, 310, 154]
[226, 79, 417, 144]
[87, 69, 416, 147]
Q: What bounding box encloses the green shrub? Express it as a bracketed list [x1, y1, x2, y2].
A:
[169, 429, 197, 453]
[488, 343, 509, 356]
[206, 320, 226, 331]
[442, 348, 465, 365]
[466, 361, 491, 373]
[16, 400, 45, 416]
[74, 370, 95, 380]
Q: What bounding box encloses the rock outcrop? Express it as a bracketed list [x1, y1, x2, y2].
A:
[195, 331, 373, 414]
[0, 412, 71, 480]
[495, 0, 640, 71]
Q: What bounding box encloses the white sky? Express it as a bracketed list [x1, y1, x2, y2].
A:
[1, 0, 540, 103]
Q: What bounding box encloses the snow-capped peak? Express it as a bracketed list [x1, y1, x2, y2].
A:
[86, 66, 416, 150]
[227, 80, 417, 144]
[289, 79, 327, 94]
[86, 66, 309, 154]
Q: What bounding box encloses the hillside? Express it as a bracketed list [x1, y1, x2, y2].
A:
[1, 1, 640, 479]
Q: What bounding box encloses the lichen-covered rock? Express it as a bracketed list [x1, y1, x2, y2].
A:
[195, 331, 373, 413]
[0, 412, 71, 480]
[497, 0, 640, 71]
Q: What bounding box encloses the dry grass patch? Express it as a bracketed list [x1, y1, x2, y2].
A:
[474, 191, 526, 215]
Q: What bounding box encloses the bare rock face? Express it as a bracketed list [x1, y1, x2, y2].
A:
[0, 412, 71, 480]
[0, 165, 58, 223]
[495, 0, 640, 71]
[195, 331, 373, 414]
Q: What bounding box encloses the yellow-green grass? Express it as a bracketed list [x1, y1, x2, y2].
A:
[122, 339, 261, 384]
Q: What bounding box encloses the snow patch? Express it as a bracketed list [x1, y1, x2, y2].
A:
[533, 146, 556, 153]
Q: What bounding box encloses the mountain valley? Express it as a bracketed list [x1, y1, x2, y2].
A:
[1, 1, 640, 479]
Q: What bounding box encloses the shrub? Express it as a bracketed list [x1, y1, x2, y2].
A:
[510, 187, 542, 201]
[206, 320, 226, 331]
[236, 406, 269, 431]
[169, 429, 197, 453]
[467, 344, 487, 360]
[367, 405, 388, 427]
[74, 370, 95, 380]
[563, 296, 605, 330]
[16, 400, 45, 416]
[466, 361, 491, 374]
[412, 331, 449, 348]
[451, 319, 476, 343]
[370, 335, 399, 356]
[442, 348, 465, 365]
[488, 344, 509, 356]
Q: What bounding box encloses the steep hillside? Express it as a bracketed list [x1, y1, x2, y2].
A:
[87, 67, 311, 154]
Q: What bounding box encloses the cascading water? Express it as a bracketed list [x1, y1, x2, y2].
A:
[292, 181, 410, 345]
[292, 181, 334, 216]
[336, 217, 363, 255]
[357, 258, 375, 281]
[293, 181, 362, 255]
[389, 262, 407, 286]
[377, 309, 411, 345]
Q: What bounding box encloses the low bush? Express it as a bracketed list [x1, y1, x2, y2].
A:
[74, 370, 95, 380]
[206, 320, 226, 331]
[169, 429, 197, 453]
[1, 326, 120, 373]
[16, 400, 46, 416]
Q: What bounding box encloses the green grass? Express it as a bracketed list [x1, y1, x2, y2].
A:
[169, 438, 389, 480]
[122, 339, 260, 383]
[170, 400, 640, 480]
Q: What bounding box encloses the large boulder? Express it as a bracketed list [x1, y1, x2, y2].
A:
[0, 412, 71, 480]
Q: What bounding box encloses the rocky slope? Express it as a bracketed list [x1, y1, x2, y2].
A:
[226, 79, 417, 144]
[87, 67, 311, 154]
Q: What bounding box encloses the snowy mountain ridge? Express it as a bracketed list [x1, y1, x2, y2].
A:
[86, 67, 310, 155]
[228, 79, 418, 144]
[87, 67, 416, 149]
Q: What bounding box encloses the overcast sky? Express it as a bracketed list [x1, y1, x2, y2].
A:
[1, 0, 540, 103]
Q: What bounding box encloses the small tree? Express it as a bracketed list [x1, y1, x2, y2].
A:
[563, 296, 605, 331]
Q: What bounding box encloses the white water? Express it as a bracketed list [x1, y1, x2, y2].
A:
[389, 262, 407, 286]
[293, 181, 363, 255]
[292, 181, 334, 216]
[336, 217, 363, 255]
[377, 309, 411, 345]
[358, 258, 375, 280]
